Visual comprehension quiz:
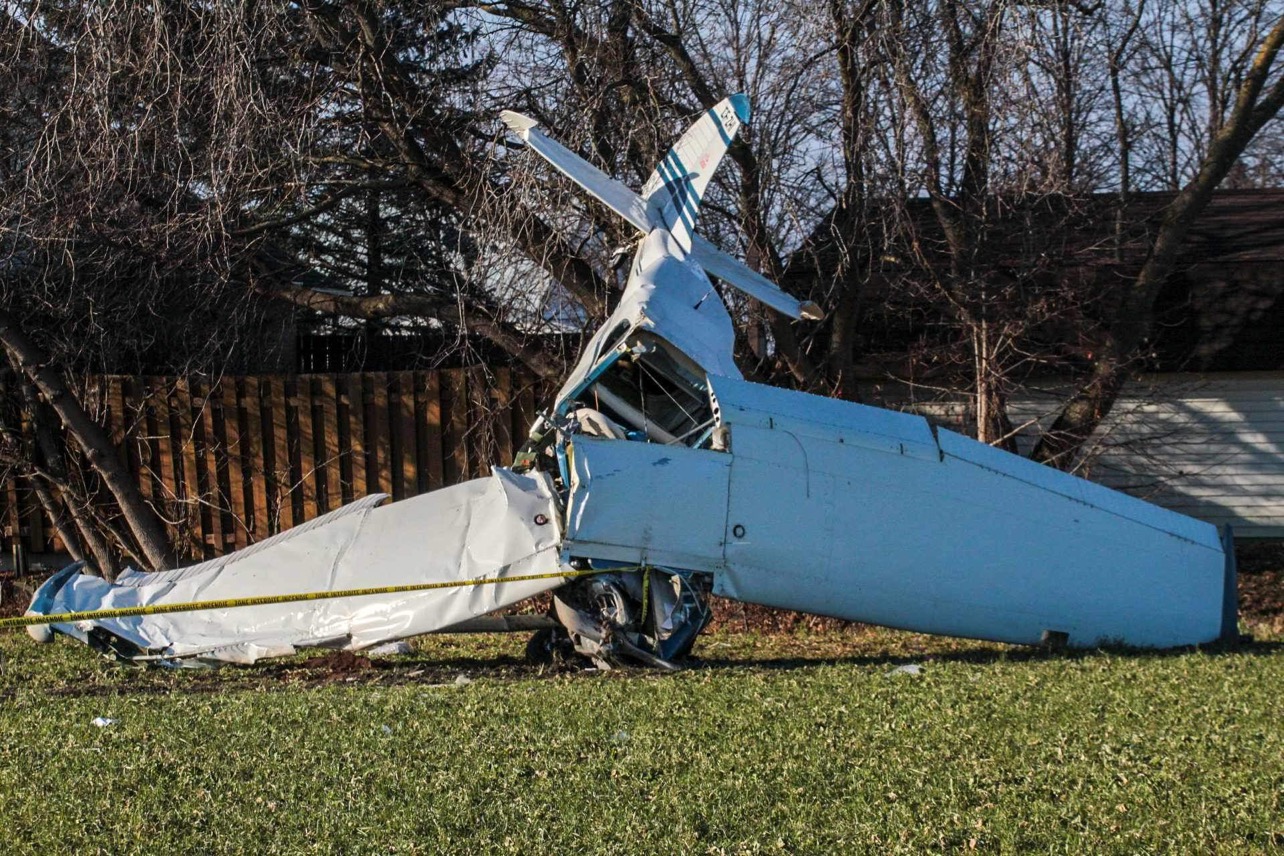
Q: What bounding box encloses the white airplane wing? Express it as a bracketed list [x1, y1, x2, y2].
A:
[500, 111, 652, 233]
[25, 469, 567, 665]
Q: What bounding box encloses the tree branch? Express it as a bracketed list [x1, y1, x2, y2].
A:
[267, 283, 563, 379]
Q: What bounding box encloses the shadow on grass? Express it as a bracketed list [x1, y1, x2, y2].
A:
[19, 652, 559, 700]
[15, 634, 1282, 701]
[689, 635, 1284, 673]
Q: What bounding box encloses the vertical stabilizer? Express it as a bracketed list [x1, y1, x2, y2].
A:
[640, 94, 750, 251]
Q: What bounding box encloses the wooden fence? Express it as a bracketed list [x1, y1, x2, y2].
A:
[1, 368, 543, 564]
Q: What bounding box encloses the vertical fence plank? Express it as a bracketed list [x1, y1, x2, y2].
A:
[172, 378, 204, 558]
[467, 366, 490, 477]
[126, 377, 155, 507]
[334, 375, 351, 505]
[416, 371, 444, 493]
[267, 377, 294, 532]
[242, 377, 270, 542]
[443, 369, 469, 484]
[451, 369, 472, 482]
[386, 374, 404, 501]
[320, 376, 342, 512]
[360, 375, 378, 495]
[370, 373, 391, 496]
[106, 376, 129, 469]
[395, 372, 417, 499]
[196, 379, 226, 556]
[283, 377, 301, 525]
[221, 378, 249, 549]
[345, 374, 367, 501]
[295, 377, 318, 522]
[147, 378, 179, 546]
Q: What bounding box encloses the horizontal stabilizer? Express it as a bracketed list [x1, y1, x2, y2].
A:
[500, 110, 651, 233]
[691, 236, 824, 320]
[501, 106, 820, 322]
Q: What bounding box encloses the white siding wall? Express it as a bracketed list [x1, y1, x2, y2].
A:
[872, 372, 1284, 539]
[1086, 373, 1284, 539]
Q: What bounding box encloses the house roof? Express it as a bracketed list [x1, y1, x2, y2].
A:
[1129, 189, 1284, 264]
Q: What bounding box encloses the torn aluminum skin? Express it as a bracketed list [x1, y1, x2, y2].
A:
[26, 93, 1238, 668]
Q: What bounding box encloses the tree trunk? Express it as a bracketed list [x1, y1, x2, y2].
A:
[21, 381, 120, 576]
[0, 311, 173, 570]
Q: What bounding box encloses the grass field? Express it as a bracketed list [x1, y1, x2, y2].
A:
[1, 625, 1282, 855]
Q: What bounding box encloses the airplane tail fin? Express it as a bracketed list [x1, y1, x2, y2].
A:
[501, 96, 823, 321]
[640, 94, 751, 252]
[500, 94, 750, 248]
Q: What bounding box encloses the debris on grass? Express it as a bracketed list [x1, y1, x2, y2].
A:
[367, 641, 413, 656]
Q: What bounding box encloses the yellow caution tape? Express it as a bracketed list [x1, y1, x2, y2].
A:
[0, 568, 612, 631]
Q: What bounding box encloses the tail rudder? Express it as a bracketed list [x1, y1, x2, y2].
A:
[503, 97, 820, 322]
[641, 94, 751, 251]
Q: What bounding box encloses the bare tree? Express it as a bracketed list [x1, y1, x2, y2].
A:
[5, 0, 1284, 570]
[1032, 10, 1284, 465]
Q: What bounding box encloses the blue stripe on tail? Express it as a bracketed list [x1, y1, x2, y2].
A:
[658, 152, 698, 235]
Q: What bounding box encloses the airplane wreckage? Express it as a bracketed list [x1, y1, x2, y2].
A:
[21, 95, 1239, 668]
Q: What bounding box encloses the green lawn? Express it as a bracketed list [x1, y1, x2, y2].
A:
[1, 627, 1281, 855]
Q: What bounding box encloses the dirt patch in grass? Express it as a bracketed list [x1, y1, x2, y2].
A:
[297, 650, 377, 674]
[1237, 542, 1284, 635]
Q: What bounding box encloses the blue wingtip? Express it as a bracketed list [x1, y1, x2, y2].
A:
[729, 93, 751, 124]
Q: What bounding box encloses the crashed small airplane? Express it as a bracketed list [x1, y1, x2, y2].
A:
[23, 95, 1238, 667]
